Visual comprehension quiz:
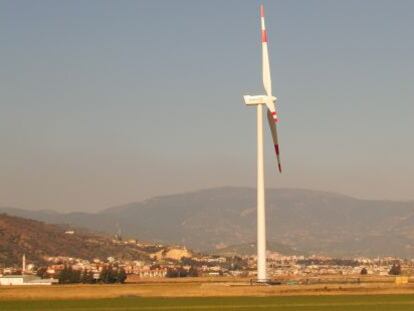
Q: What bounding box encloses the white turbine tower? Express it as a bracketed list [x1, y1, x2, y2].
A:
[243, 4, 282, 283]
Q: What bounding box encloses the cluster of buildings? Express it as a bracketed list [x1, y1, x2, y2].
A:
[0, 255, 58, 286]
[2, 240, 414, 285]
[263, 254, 409, 277]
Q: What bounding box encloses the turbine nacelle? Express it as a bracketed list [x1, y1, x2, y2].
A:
[244, 94, 278, 123]
[243, 95, 277, 106]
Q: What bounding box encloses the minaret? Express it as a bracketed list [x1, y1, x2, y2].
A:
[22, 254, 26, 274]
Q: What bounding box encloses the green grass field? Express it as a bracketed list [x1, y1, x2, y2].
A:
[1, 295, 414, 311]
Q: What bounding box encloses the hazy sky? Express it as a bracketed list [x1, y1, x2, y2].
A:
[1, 0, 414, 212]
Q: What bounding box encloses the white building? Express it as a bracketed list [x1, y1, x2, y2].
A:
[0, 275, 58, 286]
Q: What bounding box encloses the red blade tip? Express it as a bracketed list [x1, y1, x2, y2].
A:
[260, 5, 265, 18]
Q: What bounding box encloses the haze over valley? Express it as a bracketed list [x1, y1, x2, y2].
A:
[2, 187, 414, 258]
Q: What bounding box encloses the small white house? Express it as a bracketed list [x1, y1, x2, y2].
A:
[0, 275, 58, 286]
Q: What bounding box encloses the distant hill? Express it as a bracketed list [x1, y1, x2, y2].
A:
[0, 214, 151, 266]
[2, 187, 414, 257]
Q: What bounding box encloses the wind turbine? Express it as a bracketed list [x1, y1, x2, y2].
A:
[243, 4, 282, 283]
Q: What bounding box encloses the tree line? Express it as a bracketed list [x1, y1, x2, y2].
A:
[57, 265, 127, 284]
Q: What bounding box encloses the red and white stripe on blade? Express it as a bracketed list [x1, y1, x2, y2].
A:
[267, 109, 282, 173]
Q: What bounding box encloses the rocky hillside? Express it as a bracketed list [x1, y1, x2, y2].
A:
[0, 214, 152, 266]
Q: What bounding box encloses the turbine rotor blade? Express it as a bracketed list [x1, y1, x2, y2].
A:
[265, 98, 278, 123]
[261, 4, 272, 97]
[267, 109, 282, 173]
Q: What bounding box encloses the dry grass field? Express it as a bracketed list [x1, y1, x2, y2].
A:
[1, 277, 414, 301]
[1, 294, 414, 311]
[1, 278, 414, 310]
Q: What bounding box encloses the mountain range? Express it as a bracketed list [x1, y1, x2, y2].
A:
[2, 187, 414, 258]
